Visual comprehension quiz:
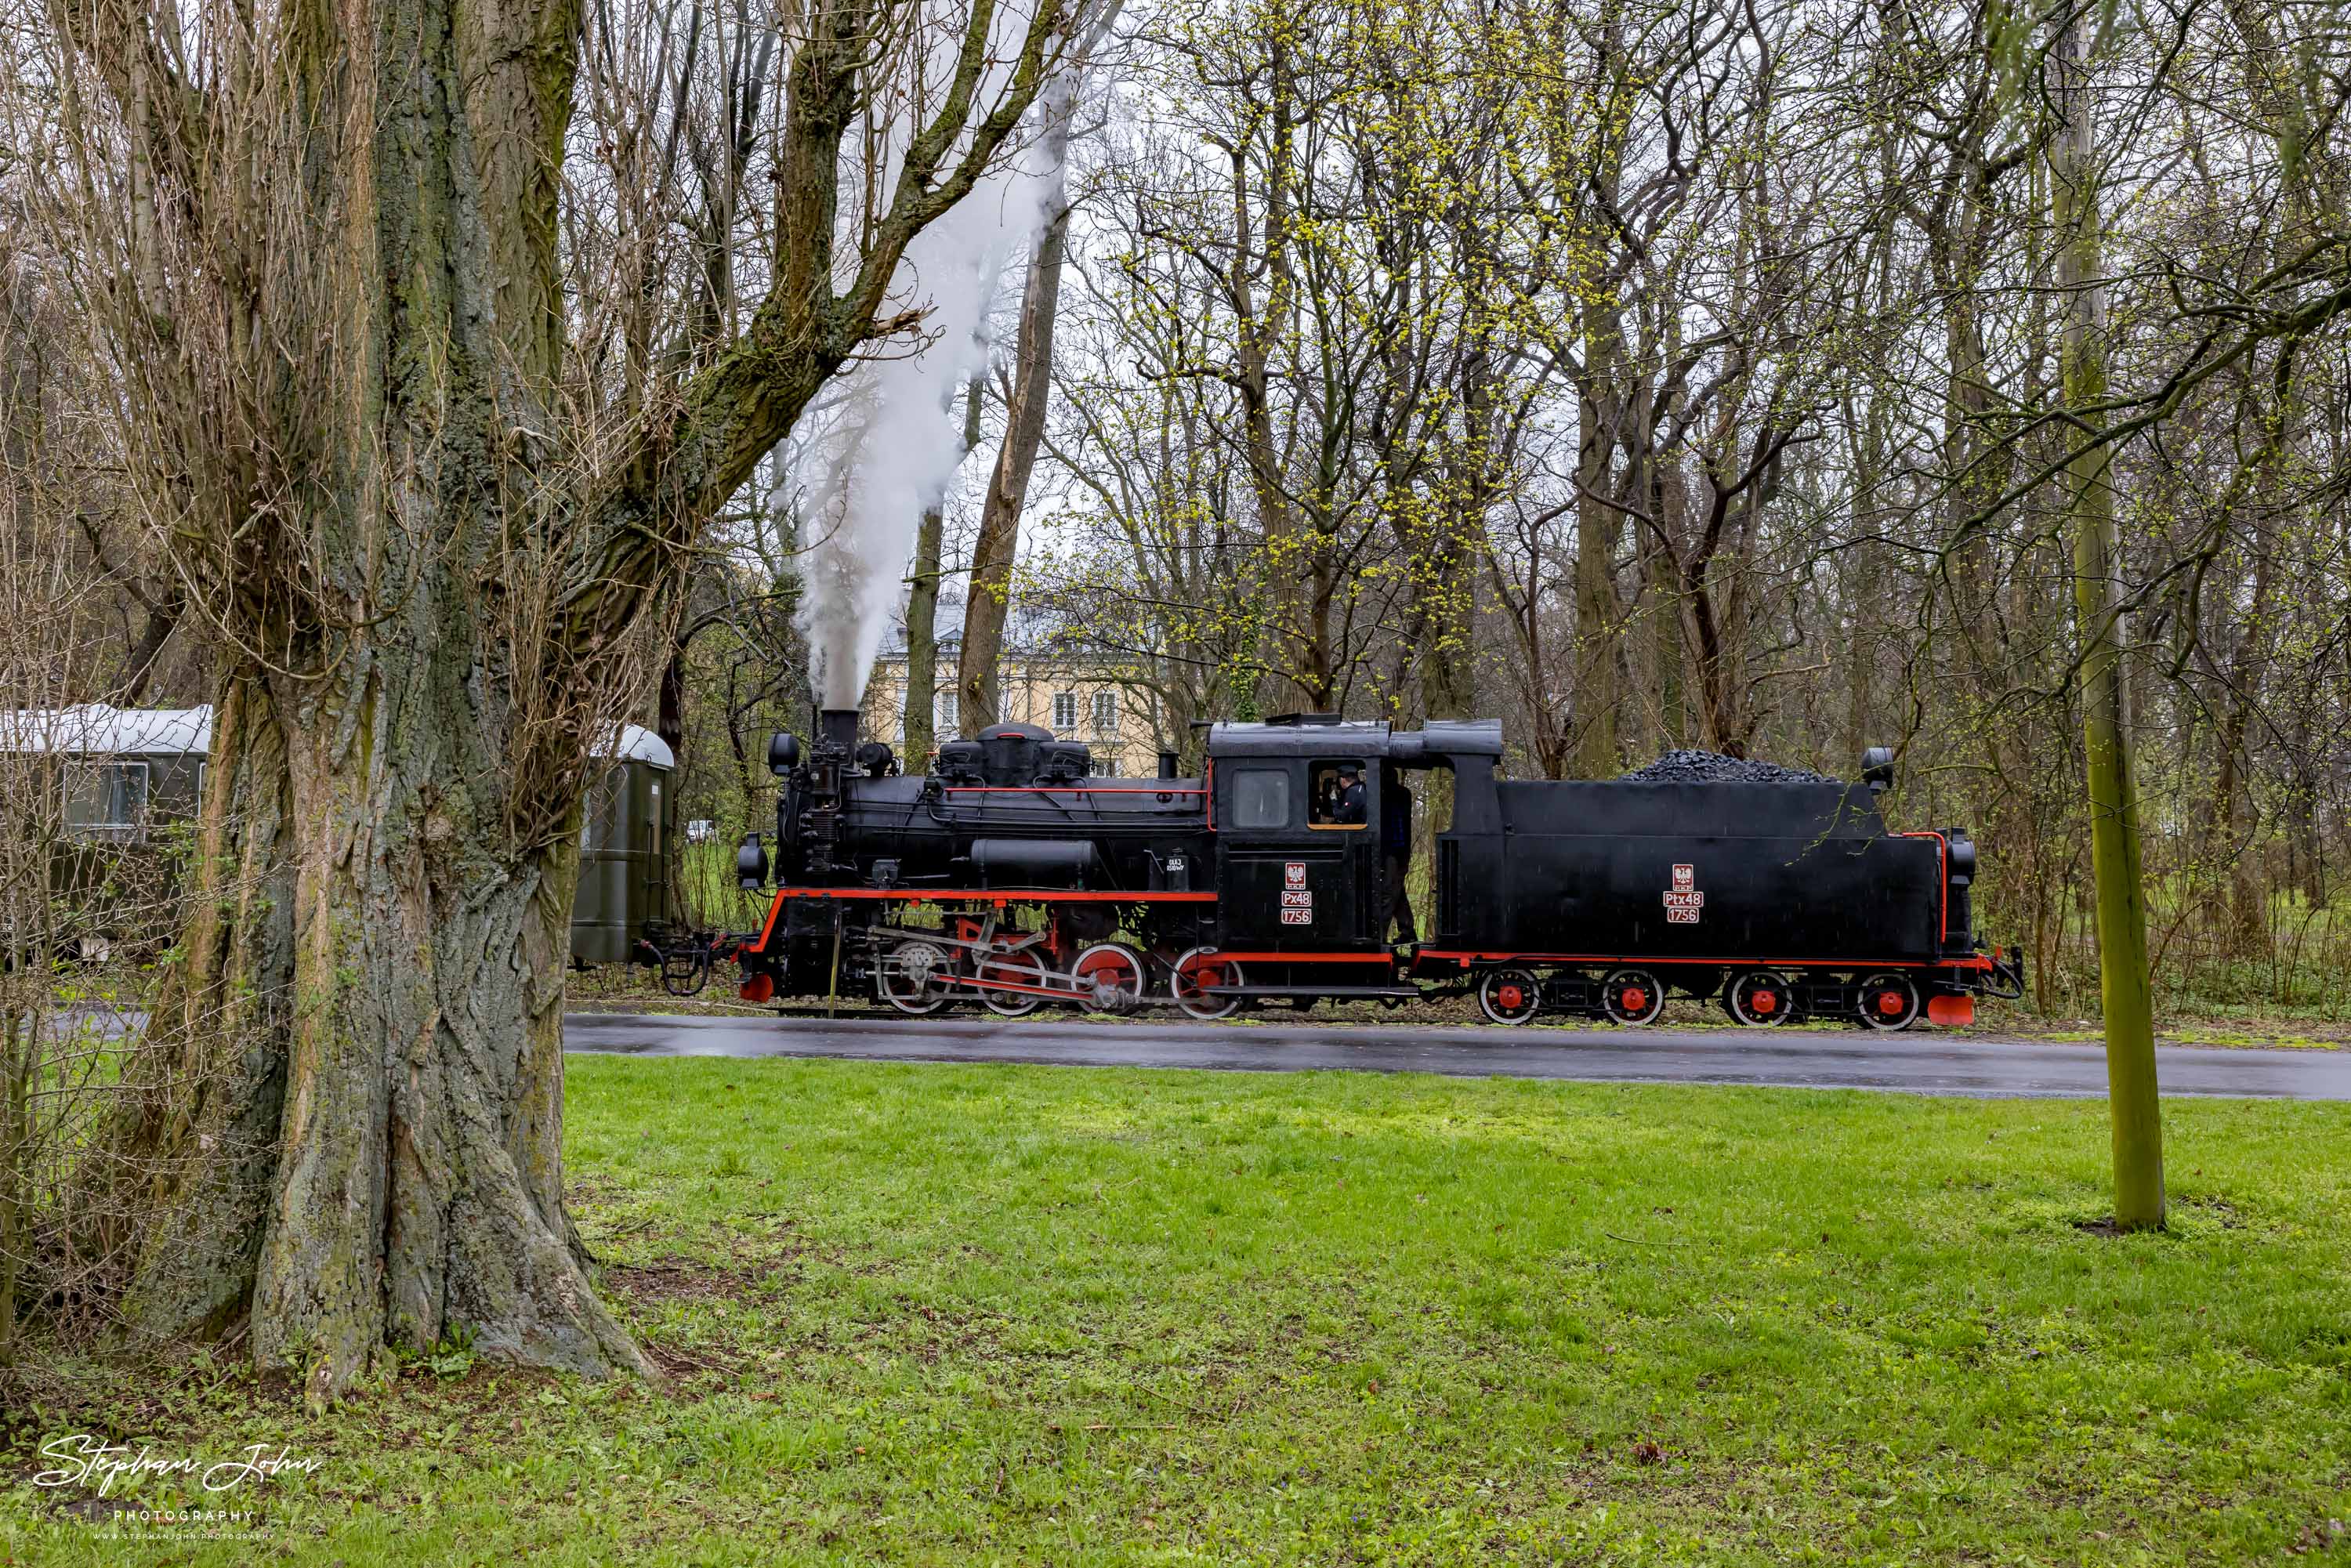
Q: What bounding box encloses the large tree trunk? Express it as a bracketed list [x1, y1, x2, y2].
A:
[52, 0, 1074, 1410]
[114, 672, 644, 1406]
[87, 0, 650, 1407]
[1228, 49, 1306, 716]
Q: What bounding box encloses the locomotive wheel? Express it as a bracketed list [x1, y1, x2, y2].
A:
[1600, 968, 1667, 1027]
[1725, 969, 1795, 1027]
[975, 949, 1050, 1016]
[1072, 942, 1148, 1014]
[1172, 947, 1243, 1019]
[877, 936, 955, 1016]
[1856, 972, 1921, 1031]
[1476, 969, 1542, 1026]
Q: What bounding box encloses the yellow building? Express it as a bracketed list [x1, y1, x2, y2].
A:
[864, 644, 1167, 777]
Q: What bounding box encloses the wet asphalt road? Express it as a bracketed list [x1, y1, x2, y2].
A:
[563, 1012, 2351, 1100]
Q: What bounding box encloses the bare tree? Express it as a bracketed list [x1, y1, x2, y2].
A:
[10, 0, 1086, 1404]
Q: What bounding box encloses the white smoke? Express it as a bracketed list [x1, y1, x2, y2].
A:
[795, 174, 1047, 710]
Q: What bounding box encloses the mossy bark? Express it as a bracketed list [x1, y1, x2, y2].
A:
[71, 0, 1068, 1407]
[99, 0, 647, 1403]
[115, 668, 645, 1403]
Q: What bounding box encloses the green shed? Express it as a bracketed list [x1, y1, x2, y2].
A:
[5, 707, 674, 969]
[571, 725, 677, 966]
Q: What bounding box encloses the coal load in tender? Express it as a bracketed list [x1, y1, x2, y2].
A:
[1614, 748, 1837, 786]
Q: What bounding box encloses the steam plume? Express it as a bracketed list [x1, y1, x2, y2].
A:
[795, 176, 1045, 709]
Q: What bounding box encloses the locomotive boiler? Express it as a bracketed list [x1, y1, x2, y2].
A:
[731, 708, 2023, 1027]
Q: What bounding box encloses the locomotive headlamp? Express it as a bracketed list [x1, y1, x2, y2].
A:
[736, 831, 770, 890]
[767, 732, 800, 775]
[1861, 747, 1896, 793]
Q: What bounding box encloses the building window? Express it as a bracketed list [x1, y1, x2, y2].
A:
[936, 689, 958, 734]
[1052, 691, 1078, 730]
[64, 761, 149, 842]
[1092, 690, 1118, 735]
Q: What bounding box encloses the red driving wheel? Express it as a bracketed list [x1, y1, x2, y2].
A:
[1726, 970, 1794, 1027]
[1072, 943, 1147, 1014]
[1857, 972, 1920, 1030]
[1172, 946, 1241, 1019]
[1477, 968, 1543, 1025]
[1601, 968, 1666, 1027]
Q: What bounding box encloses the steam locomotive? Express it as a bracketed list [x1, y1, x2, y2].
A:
[731, 708, 2025, 1027]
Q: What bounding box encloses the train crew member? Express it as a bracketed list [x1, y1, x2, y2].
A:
[1333, 762, 1367, 824]
[1383, 770, 1417, 943]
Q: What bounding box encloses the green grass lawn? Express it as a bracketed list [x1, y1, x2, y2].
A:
[8, 1057, 2349, 1565]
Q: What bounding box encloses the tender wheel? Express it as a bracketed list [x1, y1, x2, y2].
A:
[975, 948, 1049, 1016]
[1726, 969, 1794, 1027]
[1856, 972, 1920, 1030]
[1171, 947, 1243, 1019]
[1600, 968, 1667, 1027]
[1476, 968, 1542, 1026]
[876, 936, 955, 1015]
[1072, 942, 1148, 1014]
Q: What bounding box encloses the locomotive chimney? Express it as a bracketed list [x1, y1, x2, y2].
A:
[818, 708, 860, 754]
[1157, 750, 1179, 779]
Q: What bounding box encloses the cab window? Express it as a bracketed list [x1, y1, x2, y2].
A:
[1230, 767, 1291, 830]
[1307, 761, 1367, 828]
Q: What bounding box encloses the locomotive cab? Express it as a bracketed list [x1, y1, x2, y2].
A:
[1205, 715, 1504, 958]
[1211, 740, 1382, 951]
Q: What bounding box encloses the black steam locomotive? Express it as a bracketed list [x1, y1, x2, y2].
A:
[731, 708, 2024, 1027]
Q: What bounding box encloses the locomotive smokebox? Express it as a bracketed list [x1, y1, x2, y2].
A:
[818, 708, 861, 754]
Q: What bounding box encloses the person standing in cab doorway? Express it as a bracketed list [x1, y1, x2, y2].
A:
[1382, 767, 1417, 943]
